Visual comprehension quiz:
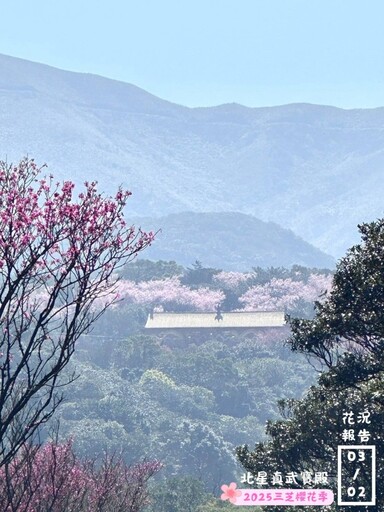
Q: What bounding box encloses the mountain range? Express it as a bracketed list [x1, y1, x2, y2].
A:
[1, 53, 383, 263]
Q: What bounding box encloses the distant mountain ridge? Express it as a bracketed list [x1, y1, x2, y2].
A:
[132, 212, 334, 270]
[1, 53, 383, 258]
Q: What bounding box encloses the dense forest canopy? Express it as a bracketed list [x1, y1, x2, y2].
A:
[50, 259, 334, 509]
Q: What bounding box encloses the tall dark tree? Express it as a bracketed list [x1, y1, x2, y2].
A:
[288, 220, 384, 383]
[237, 220, 384, 511]
[181, 260, 220, 288]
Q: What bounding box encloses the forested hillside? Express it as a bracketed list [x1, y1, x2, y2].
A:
[51, 260, 332, 509]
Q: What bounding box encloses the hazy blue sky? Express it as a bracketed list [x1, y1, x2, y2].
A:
[2, 1, 384, 108]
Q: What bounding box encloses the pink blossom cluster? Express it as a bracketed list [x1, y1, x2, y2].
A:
[92, 273, 332, 313]
[115, 277, 225, 311]
[0, 440, 161, 511]
[0, 158, 154, 281]
[0, 158, 155, 324]
[212, 271, 253, 289]
[238, 274, 333, 311]
[96, 277, 225, 311]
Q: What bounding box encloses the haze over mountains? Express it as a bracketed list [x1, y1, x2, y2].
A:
[130, 212, 335, 270]
[1, 53, 383, 264]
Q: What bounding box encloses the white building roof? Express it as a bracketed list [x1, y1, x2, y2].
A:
[145, 311, 285, 329]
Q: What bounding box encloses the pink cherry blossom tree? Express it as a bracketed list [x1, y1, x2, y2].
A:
[0, 158, 154, 466]
[212, 271, 253, 290]
[113, 277, 225, 312]
[0, 439, 161, 511]
[238, 274, 333, 311]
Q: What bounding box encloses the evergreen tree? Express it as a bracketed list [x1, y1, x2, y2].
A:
[237, 220, 384, 511]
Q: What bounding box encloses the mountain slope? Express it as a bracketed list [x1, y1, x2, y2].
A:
[1, 53, 383, 257]
[132, 212, 334, 270]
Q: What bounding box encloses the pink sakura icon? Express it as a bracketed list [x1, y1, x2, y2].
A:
[221, 482, 242, 504]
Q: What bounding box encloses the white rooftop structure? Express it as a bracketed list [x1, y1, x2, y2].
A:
[145, 311, 285, 330]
